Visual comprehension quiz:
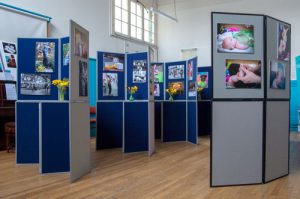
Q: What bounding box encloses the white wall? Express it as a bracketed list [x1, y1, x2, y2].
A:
[1, 0, 149, 58]
[157, 0, 300, 79]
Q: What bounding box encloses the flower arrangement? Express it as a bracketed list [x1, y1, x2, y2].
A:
[197, 87, 204, 100]
[52, 79, 69, 101]
[166, 82, 183, 101]
[128, 86, 138, 101]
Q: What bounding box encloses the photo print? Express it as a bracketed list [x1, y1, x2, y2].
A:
[187, 61, 193, 80]
[103, 73, 118, 96]
[154, 83, 160, 97]
[168, 65, 184, 79]
[2, 42, 16, 54]
[79, 60, 88, 96]
[20, 73, 51, 95]
[217, 23, 254, 53]
[0, 41, 17, 80]
[168, 81, 184, 94]
[197, 72, 208, 88]
[188, 82, 196, 97]
[63, 43, 70, 66]
[103, 53, 124, 71]
[270, 61, 286, 89]
[133, 60, 147, 83]
[151, 63, 164, 83]
[74, 28, 88, 59]
[225, 59, 262, 89]
[35, 42, 55, 73]
[278, 23, 290, 61]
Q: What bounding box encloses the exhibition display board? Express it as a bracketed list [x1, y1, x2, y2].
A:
[211, 12, 290, 187]
[97, 51, 155, 155]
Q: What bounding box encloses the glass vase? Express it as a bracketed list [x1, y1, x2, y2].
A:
[169, 95, 174, 101]
[129, 93, 134, 101]
[58, 88, 65, 101]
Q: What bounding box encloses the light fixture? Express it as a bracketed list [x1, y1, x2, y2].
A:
[149, 7, 178, 22]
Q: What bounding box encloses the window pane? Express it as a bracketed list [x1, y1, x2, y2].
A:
[144, 19, 149, 31]
[144, 8, 149, 20]
[137, 16, 142, 28]
[131, 1, 136, 13]
[122, 0, 128, 10]
[137, 4, 142, 16]
[131, 26, 136, 37]
[122, 22, 128, 35]
[144, 31, 149, 42]
[152, 22, 155, 32]
[131, 13, 136, 26]
[115, 19, 122, 33]
[137, 28, 142, 40]
[122, 10, 128, 22]
[151, 33, 155, 43]
[115, 0, 121, 7]
[115, 7, 121, 20]
[151, 13, 155, 22]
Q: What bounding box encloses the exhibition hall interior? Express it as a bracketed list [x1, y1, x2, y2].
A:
[1, 0, 300, 198]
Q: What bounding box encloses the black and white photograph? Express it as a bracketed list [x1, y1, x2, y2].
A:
[79, 60, 88, 96]
[103, 73, 118, 96]
[20, 73, 51, 95]
[168, 65, 185, 79]
[133, 60, 147, 83]
[2, 42, 17, 54]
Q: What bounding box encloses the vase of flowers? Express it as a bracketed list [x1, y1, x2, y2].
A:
[197, 87, 203, 100]
[166, 87, 177, 101]
[52, 79, 69, 101]
[128, 86, 138, 101]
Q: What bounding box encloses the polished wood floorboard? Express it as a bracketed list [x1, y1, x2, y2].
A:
[1, 135, 300, 199]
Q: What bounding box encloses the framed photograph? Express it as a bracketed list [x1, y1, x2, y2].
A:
[2, 42, 16, 54]
[63, 43, 70, 66]
[270, 60, 286, 89]
[133, 60, 147, 83]
[102, 73, 118, 96]
[187, 60, 193, 80]
[20, 73, 51, 95]
[278, 23, 290, 61]
[168, 65, 184, 79]
[79, 60, 88, 96]
[217, 23, 254, 54]
[74, 28, 88, 59]
[225, 59, 262, 89]
[154, 83, 160, 97]
[197, 72, 208, 88]
[103, 53, 124, 71]
[35, 42, 55, 73]
[188, 82, 196, 97]
[168, 81, 184, 94]
[151, 63, 164, 83]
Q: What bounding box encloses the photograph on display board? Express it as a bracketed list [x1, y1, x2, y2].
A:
[197, 72, 209, 88]
[20, 73, 51, 95]
[74, 28, 88, 59]
[225, 59, 261, 89]
[278, 23, 290, 61]
[151, 63, 163, 83]
[154, 83, 160, 96]
[188, 82, 196, 97]
[79, 60, 88, 96]
[63, 43, 70, 66]
[217, 23, 254, 54]
[168, 81, 184, 94]
[103, 53, 124, 71]
[1, 41, 17, 80]
[35, 42, 55, 73]
[270, 60, 286, 89]
[187, 61, 193, 80]
[168, 65, 184, 79]
[102, 73, 118, 96]
[133, 60, 147, 83]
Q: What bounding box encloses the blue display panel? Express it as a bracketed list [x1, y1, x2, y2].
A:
[197, 66, 212, 100]
[16, 102, 39, 164]
[165, 61, 187, 100]
[97, 102, 123, 149]
[188, 101, 197, 144]
[41, 103, 70, 173]
[163, 102, 186, 142]
[155, 102, 162, 139]
[17, 38, 59, 100]
[98, 51, 125, 100]
[61, 37, 70, 101]
[126, 52, 148, 100]
[151, 63, 165, 100]
[124, 102, 148, 152]
[187, 57, 198, 100]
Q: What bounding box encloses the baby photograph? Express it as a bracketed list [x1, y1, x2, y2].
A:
[217, 23, 254, 54]
[269, 61, 285, 89]
[225, 59, 261, 89]
[197, 72, 208, 88]
[278, 23, 290, 61]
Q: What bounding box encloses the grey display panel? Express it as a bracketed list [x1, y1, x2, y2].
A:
[212, 101, 263, 186]
[265, 101, 289, 182]
[266, 17, 290, 99]
[212, 13, 264, 99]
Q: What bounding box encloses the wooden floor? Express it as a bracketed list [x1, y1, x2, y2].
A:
[1, 135, 300, 199]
